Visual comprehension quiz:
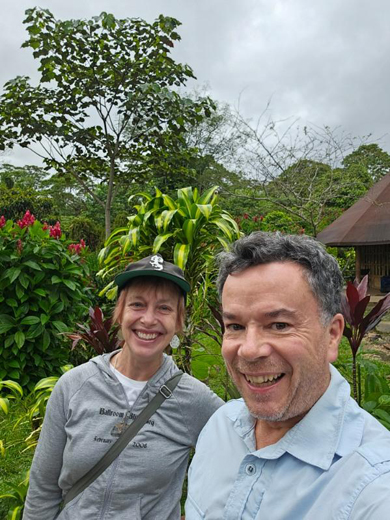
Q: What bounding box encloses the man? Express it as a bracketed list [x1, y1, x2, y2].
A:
[186, 232, 390, 519]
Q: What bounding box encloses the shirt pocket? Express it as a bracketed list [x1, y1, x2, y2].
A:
[185, 493, 205, 519]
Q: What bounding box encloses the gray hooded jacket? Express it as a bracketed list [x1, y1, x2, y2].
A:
[23, 352, 223, 520]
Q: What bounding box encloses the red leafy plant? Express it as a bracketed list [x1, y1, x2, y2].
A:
[341, 275, 390, 402]
[66, 307, 123, 355]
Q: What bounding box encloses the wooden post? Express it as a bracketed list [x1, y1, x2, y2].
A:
[355, 246, 361, 283]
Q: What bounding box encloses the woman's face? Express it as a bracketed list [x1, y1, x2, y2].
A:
[119, 281, 181, 365]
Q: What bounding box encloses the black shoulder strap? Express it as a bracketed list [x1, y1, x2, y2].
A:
[63, 371, 183, 507]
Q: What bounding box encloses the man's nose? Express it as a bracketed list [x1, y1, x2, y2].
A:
[238, 328, 273, 361]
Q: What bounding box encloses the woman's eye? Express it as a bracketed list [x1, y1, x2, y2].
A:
[130, 302, 144, 308]
[159, 305, 172, 312]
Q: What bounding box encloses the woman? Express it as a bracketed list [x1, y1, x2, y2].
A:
[23, 254, 223, 520]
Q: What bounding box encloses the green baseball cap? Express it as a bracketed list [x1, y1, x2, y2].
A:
[115, 254, 190, 296]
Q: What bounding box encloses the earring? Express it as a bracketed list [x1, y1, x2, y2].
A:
[170, 334, 180, 349]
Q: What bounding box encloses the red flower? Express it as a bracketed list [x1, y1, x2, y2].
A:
[0, 216, 6, 228]
[42, 222, 49, 231]
[68, 239, 86, 255]
[243, 213, 249, 220]
[17, 210, 36, 229]
[252, 216, 259, 222]
[49, 221, 62, 239]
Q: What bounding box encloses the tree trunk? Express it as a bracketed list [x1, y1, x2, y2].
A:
[105, 159, 116, 239]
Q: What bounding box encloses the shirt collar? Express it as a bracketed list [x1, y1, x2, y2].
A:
[230, 365, 365, 470]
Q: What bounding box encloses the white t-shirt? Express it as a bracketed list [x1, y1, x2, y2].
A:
[109, 364, 147, 407]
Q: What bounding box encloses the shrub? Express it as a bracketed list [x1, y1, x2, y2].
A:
[0, 213, 92, 389]
[0, 185, 55, 222]
[67, 216, 104, 251]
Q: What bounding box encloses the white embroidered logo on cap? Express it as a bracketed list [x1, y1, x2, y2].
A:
[150, 255, 164, 271]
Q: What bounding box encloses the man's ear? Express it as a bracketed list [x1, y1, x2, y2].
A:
[327, 313, 344, 363]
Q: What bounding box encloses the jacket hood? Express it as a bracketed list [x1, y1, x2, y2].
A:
[90, 351, 179, 394]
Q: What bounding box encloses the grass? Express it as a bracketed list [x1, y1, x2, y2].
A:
[0, 399, 34, 520]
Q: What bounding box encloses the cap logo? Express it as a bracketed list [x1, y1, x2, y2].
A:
[150, 255, 164, 271]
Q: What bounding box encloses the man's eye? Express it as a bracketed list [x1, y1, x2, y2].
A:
[271, 322, 289, 331]
[226, 323, 244, 331]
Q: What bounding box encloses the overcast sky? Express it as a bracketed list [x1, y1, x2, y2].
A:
[1, 0, 389, 166]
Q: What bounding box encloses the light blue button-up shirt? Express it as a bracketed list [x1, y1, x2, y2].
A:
[186, 365, 390, 519]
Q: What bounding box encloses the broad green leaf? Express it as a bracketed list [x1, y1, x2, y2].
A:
[174, 243, 190, 270]
[178, 186, 194, 202]
[0, 324, 14, 334]
[14, 331, 25, 349]
[52, 321, 69, 333]
[19, 272, 29, 289]
[0, 397, 9, 414]
[24, 260, 41, 271]
[6, 299, 17, 308]
[33, 288, 46, 297]
[196, 204, 213, 220]
[198, 185, 219, 205]
[182, 219, 197, 245]
[155, 210, 177, 232]
[217, 236, 231, 250]
[0, 314, 15, 325]
[51, 275, 62, 284]
[162, 194, 176, 210]
[378, 395, 390, 406]
[128, 227, 140, 249]
[221, 213, 241, 236]
[4, 336, 14, 348]
[106, 287, 118, 300]
[33, 375, 58, 391]
[20, 316, 41, 325]
[210, 218, 233, 241]
[7, 360, 20, 369]
[7, 267, 21, 283]
[0, 380, 23, 397]
[42, 330, 50, 351]
[63, 280, 76, 291]
[152, 233, 174, 254]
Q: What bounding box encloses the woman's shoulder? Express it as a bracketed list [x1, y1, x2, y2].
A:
[176, 373, 224, 406]
[53, 356, 103, 397]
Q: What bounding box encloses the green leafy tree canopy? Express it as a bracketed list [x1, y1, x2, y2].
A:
[0, 8, 214, 237]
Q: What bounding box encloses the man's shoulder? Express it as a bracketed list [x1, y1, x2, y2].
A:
[357, 409, 390, 466]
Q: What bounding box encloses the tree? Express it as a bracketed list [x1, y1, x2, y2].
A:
[0, 8, 214, 237]
[342, 144, 390, 183]
[222, 112, 375, 234]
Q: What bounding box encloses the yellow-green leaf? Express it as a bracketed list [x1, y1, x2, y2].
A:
[0, 380, 23, 397]
[153, 233, 174, 254]
[210, 218, 233, 241]
[128, 227, 140, 248]
[155, 210, 177, 232]
[33, 377, 59, 392]
[162, 194, 176, 210]
[174, 243, 190, 270]
[217, 236, 231, 250]
[106, 287, 118, 300]
[198, 185, 219, 205]
[0, 440, 5, 457]
[182, 219, 197, 245]
[0, 397, 9, 414]
[196, 204, 213, 220]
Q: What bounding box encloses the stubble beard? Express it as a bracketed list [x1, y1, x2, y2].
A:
[227, 359, 330, 423]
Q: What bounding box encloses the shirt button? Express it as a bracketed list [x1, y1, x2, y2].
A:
[245, 464, 256, 475]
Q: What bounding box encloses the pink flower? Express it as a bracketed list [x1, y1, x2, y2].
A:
[42, 222, 49, 231]
[68, 239, 86, 255]
[0, 216, 6, 228]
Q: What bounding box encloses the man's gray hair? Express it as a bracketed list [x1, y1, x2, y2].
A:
[217, 231, 343, 323]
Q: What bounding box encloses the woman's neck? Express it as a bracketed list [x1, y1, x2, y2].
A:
[111, 349, 163, 381]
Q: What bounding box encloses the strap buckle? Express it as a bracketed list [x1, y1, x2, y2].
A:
[159, 384, 172, 399]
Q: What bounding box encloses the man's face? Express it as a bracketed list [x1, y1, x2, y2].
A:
[221, 261, 343, 424]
